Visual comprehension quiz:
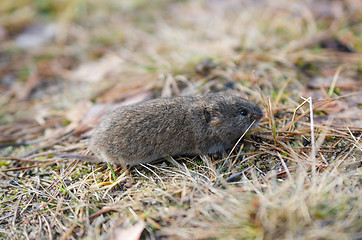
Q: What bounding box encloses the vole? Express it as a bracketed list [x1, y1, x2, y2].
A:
[84, 92, 263, 166]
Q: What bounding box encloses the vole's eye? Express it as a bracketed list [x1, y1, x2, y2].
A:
[240, 109, 248, 116]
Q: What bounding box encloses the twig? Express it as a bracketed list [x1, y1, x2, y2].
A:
[224, 166, 253, 183]
[300, 97, 316, 163]
[43, 216, 53, 240]
[0, 160, 66, 172]
[347, 128, 362, 152]
[12, 195, 21, 226]
[281, 100, 333, 132]
[278, 152, 292, 179]
[328, 65, 344, 96]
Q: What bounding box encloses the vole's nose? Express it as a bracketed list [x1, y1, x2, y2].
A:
[254, 108, 264, 120]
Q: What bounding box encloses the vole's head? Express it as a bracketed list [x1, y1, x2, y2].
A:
[203, 93, 263, 139]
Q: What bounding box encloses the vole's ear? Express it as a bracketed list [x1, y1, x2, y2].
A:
[204, 107, 220, 126]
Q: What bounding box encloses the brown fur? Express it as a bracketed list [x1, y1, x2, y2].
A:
[89, 92, 263, 165]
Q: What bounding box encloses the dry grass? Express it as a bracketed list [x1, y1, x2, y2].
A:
[0, 0, 361, 239]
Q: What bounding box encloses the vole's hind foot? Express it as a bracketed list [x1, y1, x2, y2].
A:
[98, 151, 130, 169]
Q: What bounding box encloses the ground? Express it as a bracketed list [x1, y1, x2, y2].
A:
[0, 0, 361, 239]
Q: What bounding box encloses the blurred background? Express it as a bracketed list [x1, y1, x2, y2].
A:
[0, 0, 361, 140]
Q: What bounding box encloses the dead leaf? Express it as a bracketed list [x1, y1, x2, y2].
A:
[73, 103, 121, 135]
[97, 75, 155, 103]
[316, 101, 345, 115]
[122, 90, 152, 106]
[111, 221, 145, 240]
[69, 54, 124, 83]
[307, 76, 361, 90]
[65, 101, 92, 131]
[315, 106, 362, 127]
